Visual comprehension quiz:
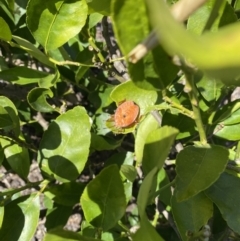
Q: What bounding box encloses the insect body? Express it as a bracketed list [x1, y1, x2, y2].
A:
[114, 100, 140, 128]
[107, 100, 140, 133]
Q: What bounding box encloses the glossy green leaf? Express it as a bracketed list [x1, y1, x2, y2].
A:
[0, 194, 40, 241]
[132, 213, 164, 241]
[110, 81, 158, 115]
[81, 164, 126, 231]
[142, 126, 179, 174]
[175, 145, 229, 202]
[205, 172, 240, 234]
[12, 35, 54, 68]
[27, 87, 56, 113]
[135, 113, 160, 166]
[0, 17, 11, 41]
[120, 165, 137, 182]
[196, 74, 224, 102]
[90, 133, 122, 151]
[0, 105, 13, 129]
[146, 0, 240, 80]
[88, 13, 103, 29]
[45, 204, 72, 230]
[0, 96, 20, 136]
[26, 0, 88, 51]
[0, 206, 4, 228]
[45, 182, 86, 206]
[214, 123, 240, 141]
[135, 166, 164, 240]
[112, 0, 163, 90]
[38, 71, 60, 88]
[105, 151, 134, 168]
[220, 108, 240, 125]
[44, 227, 100, 241]
[0, 66, 49, 85]
[0, 135, 30, 179]
[171, 192, 213, 241]
[87, 0, 111, 15]
[38, 106, 91, 182]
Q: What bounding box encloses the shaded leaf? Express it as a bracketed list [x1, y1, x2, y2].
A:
[0, 194, 40, 241]
[26, 0, 88, 51]
[0, 135, 30, 179]
[214, 123, 240, 141]
[205, 172, 240, 234]
[87, 0, 110, 15]
[120, 165, 137, 182]
[38, 106, 91, 182]
[81, 165, 126, 231]
[175, 145, 229, 201]
[171, 192, 213, 241]
[27, 87, 56, 113]
[0, 17, 11, 41]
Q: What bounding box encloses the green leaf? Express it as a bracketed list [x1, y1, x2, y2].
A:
[146, 0, 240, 80]
[187, 0, 237, 35]
[205, 172, 240, 234]
[135, 113, 160, 166]
[120, 165, 137, 182]
[110, 81, 158, 115]
[38, 106, 91, 182]
[0, 96, 20, 136]
[175, 145, 229, 202]
[0, 105, 14, 129]
[0, 66, 49, 85]
[45, 182, 86, 206]
[27, 87, 56, 113]
[112, 0, 163, 90]
[81, 164, 126, 231]
[0, 206, 4, 228]
[214, 123, 240, 141]
[88, 13, 103, 29]
[87, 0, 111, 15]
[26, 0, 88, 51]
[171, 192, 213, 241]
[45, 204, 72, 230]
[0, 194, 40, 241]
[44, 227, 100, 241]
[12, 35, 54, 68]
[132, 213, 164, 241]
[90, 133, 122, 151]
[0, 135, 30, 179]
[135, 166, 164, 241]
[196, 74, 224, 102]
[38, 71, 60, 88]
[0, 17, 11, 41]
[142, 126, 179, 174]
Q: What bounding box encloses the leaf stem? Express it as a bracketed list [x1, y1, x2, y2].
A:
[184, 70, 207, 144]
[49, 57, 95, 67]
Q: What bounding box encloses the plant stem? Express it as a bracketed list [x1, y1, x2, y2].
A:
[154, 179, 175, 198]
[184, 71, 207, 144]
[0, 181, 42, 197]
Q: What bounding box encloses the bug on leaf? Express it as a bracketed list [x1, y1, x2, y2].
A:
[107, 100, 140, 133]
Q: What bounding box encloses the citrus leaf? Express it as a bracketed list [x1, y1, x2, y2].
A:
[12, 35, 54, 68]
[135, 113, 160, 166]
[81, 164, 126, 231]
[27, 87, 56, 113]
[0, 135, 30, 179]
[171, 192, 213, 241]
[205, 172, 240, 234]
[110, 80, 158, 115]
[38, 106, 91, 182]
[44, 227, 100, 241]
[26, 0, 88, 51]
[0, 96, 20, 136]
[87, 0, 111, 15]
[0, 194, 40, 241]
[142, 126, 179, 174]
[0, 207, 4, 228]
[0, 66, 49, 85]
[214, 123, 240, 141]
[0, 17, 11, 41]
[146, 0, 240, 80]
[175, 145, 229, 202]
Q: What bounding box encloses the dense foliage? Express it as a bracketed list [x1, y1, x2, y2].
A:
[0, 0, 240, 240]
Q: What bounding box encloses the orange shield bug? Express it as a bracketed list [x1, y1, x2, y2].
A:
[107, 100, 140, 133]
